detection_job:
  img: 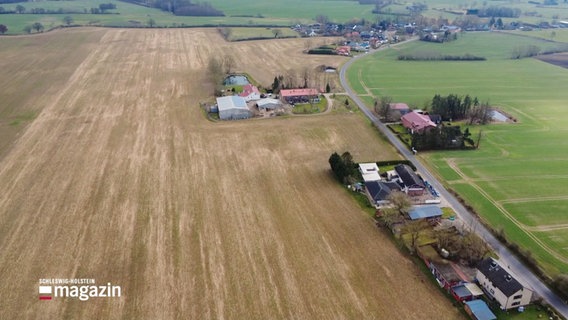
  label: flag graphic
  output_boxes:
[39,286,52,300]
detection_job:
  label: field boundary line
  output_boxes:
[446,158,568,264]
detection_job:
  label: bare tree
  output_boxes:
[207,57,224,95]
[402,220,429,252]
[388,191,412,215]
[380,207,404,229]
[223,54,235,75]
[32,22,44,33]
[376,96,393,121]
[301,67,311,88]
[304,38,313,52]
[315,15,329,25]
[272,28,282,38]
[284,69,298,89]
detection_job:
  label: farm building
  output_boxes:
[451,283,484,302]
[401,111,437,133]
[359,163,381,182]
[365,181,402,207]
[216,96,251,120]
[476,258,533,310]
[256,98,282,111]
[239,84,261,102]
[408,205,442,221]
[394,164,426,196]
[464,300,496,320]
[389,103,410,115]
[280,88,320,104]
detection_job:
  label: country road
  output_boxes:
[339,41,568,318]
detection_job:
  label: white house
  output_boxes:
[359,163,381,182]
[239,84,261,102]
[216,96,251,120]
[476,258,533,310]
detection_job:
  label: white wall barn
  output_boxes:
[216,96,251,120]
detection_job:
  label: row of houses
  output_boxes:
[361,163,431,207]
[419,244,533,320]
[359,161,534,319]
[214,85,320,120]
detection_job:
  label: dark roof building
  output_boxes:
[394,164,426,195]
[476,258,533,310]
[365,181,402,206]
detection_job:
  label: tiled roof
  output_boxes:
[280,88,319,97]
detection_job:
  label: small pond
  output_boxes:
[490,110,508,122]
[224,75,250,86]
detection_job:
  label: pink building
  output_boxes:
[401,111,437,133]
[239,84,261,102]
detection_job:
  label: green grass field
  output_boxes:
[0,0,375,35]
[348,31,568,275]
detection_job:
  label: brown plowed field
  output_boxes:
[0,28,462,319]
[536,52,568,69]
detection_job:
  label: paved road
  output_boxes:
[339,44,568,318]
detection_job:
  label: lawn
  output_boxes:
[348,31,568,275]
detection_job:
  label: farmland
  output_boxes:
[0,0,375,35]
[347,31,568,275]
[0,28,463,319]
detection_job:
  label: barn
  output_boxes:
[216,96,251,120]
[280,88,320,104]
[256,98,282,111]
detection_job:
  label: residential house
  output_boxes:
[364,181,402,207]
[239,84,261,102]
[280,88,320,104]
[394,164,426,196]
[476,258,533,310]
[401,111,437,134]
[389,103,410,115]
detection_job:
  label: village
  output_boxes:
[331,153,538,320]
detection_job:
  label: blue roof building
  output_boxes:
[408,205,442,220]
[464,300,496,320]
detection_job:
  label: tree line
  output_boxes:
[476,6,521,18]
[411,125,479,151]
[0,3,117,14]
[328,152,358,184]
[117,0,224,16]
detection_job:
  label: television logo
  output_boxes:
[38,279,121,301]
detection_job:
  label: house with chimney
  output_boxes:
[476,258,533,310]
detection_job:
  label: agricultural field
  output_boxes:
[0,28,463,319]
[347,31,568,275]
[0,0,376,35]
[222,27,300,41]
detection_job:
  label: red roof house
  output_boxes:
[280,88,320,104]
[401,111,437,133]
[239,84,261,102]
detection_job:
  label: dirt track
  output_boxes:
[0,29,462,319]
